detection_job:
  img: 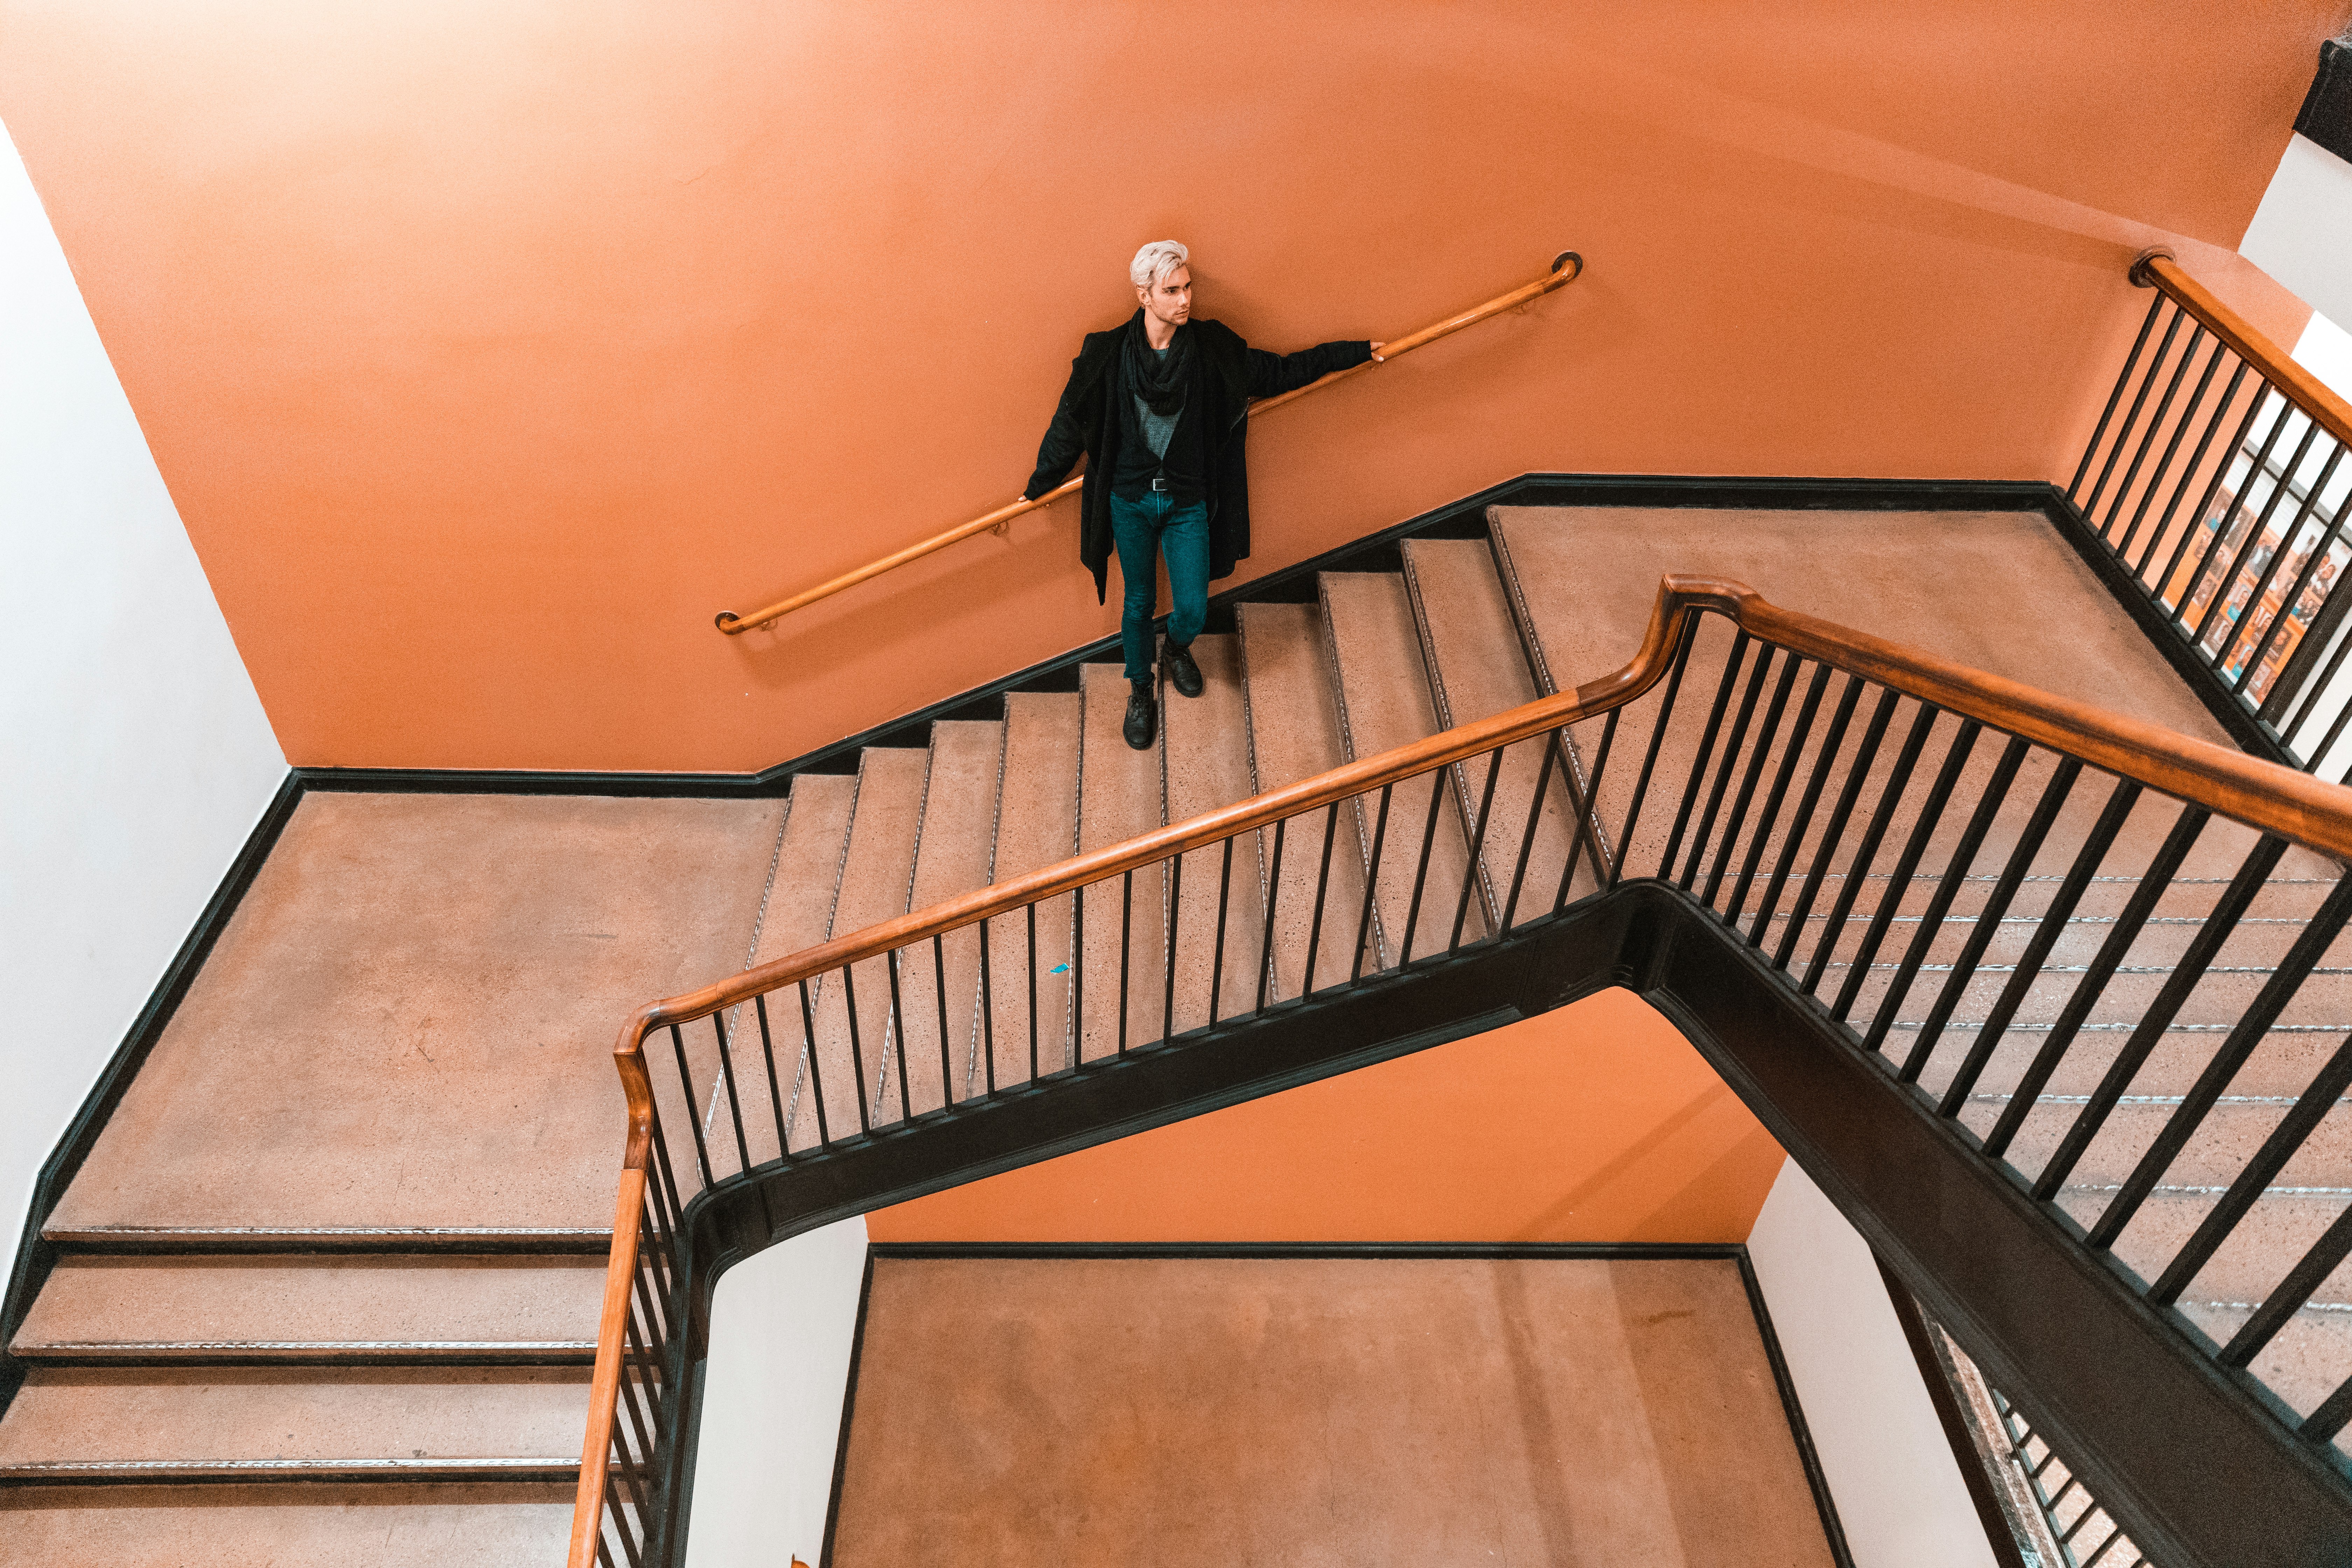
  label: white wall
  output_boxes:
[0,118,286,1253]
[2241,134,2352,337]
[685,1216,870,1568]
[1746,1159,1999,1568]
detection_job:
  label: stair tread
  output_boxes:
[982,693,1082,1085]
[1402,538,1589,924]
[797,748,931,1144]
[0,1368,588,1471]
[0,1482,573,1563]
[10,1256,603,1362]
[1237,603,1367,997]
[1320,573,1486,960]
[897,720,1006,1115]
[1078,665,1168,1058]
[1161,636,1268,1029]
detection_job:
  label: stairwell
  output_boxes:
[6,502,2344,1560]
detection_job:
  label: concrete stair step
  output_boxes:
[1161,635,1269,1029]
[896,719,1006,1116]
[1236,602,1368,1000]
[2174,1301,2352,1425]
[0,1482,573,1564]
[1960,1097,2352,1190]
[1891,1016,2352,1103]
[983,692,1081,1083]
[0,1367,587,1483]
[798,747,931,1144]
[1402,538,1590,925]
[1078,664,1167,1058]
[8,1255,603,1366]
[2050,1188,2352,1307]
[1319,572,1485,963]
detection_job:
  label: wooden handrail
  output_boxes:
[2135,252,2352,451]
[672,576,2352,1032]
[572,571,2352,1565]
[713,251,1585,634]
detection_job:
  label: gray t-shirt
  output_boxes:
[1134,346,1180,458]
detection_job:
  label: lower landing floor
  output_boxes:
[828,1253,1841,1567]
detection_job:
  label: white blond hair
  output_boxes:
[1129,239,1190,291]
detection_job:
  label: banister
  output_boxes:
[575,571,2352,1567]
[658,575,2352,1035]
[713,251,1584,634]
[2133,251,2352,450]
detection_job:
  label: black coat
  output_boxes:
[1024,313,1373,601]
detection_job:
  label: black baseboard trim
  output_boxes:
[0,771,308,1417]
[292,472,2068,798]
[821,1239,1848,1567]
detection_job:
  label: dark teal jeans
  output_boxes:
[1109,490,1209,681]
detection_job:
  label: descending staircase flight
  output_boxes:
[8,509,2352,1567]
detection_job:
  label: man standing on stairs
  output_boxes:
[1022,240,1382,749]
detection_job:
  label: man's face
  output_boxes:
[1138,265,1192,328]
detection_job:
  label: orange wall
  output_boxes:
[868,989,1787,1245]
[2,2,2340,771]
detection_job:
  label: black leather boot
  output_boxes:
[1163,639,1204,699]
[1123,678,1157,750]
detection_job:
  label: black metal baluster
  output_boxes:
[1702,651,1804,910]
[708,1013,754,1179]
[2153,1027,2352,1304]
[1799,701,1941,996]
[1256,818,1287,1011]
[930,936,953,1109]
[1749,676,1865,950]
[2153,383,2274,609]
[2130,358,2251,580]
[2031,835,2286,1199]
[1118,871,1134,1053]
[2085,874,2352,1250]
[2224,1201,2352,1368]
[2303,1376,2352,1445]
[797,979,832,1146]
[1979,807,2211,1163]
[2233,443,2348,692]
[1302,802,1341,994]
[2081,302,2185,519]
[1680,641,1777,891]
[839,964,873,1135]
[1396,772,1452,964]
[1163,853,1184,1042]
[2096,321,2205,537]
[1025,902,1040,1083]
[1935,779,2142,1115]
[1502,736,1558,932]
[1898,756,2084,1083]
[1557,712,1622,906]
[1830,718,1986,1024]
[886,947,912,1122]
[1773,687,1901,972]
[1352,786,1394,981]
[1657,631,1753,879]
[2069,292,2167,503]
[1449,748,1506,950]
[2273,581,2352,738]
[667,1024,715,1190]
[1725,662,1830,927]
[1613,621,1700,887]
[973,927,996,1096]
[752,994,789,1160]
[1862,733,2026,1051]
[2114,332,2224,560]
[1208,836,1235,1026]
[2185,405,2309,647]
[1070,884,1084,1071]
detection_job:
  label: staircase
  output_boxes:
[9,504,2352,1562]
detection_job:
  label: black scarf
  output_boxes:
[1121,310,1194,417]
